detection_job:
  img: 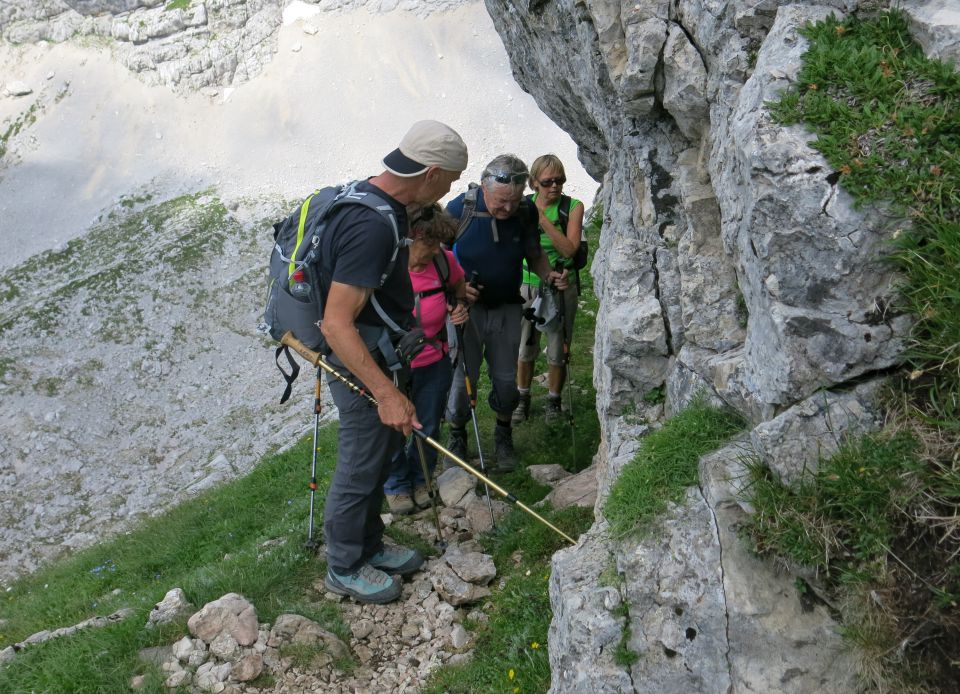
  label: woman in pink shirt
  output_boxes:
[385,206,470,514]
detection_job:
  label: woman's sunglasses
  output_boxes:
[538,177,566,187]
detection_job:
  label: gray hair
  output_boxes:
[480,154,529,191]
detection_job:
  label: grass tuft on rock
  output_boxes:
[604,397,746,539]
[768,9,960,422]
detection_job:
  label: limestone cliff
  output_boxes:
[483,0,956,691]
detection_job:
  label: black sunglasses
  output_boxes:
[489,171,528,185]
[411,203,440,225]
[539,177,566,187]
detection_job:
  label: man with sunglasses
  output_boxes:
[444,154,567,472]
[319,120,467,604]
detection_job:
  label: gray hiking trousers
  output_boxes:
[324,372,404,575]
[446,303,523,426]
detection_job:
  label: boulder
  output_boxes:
[544,464,598,510]
[231,652,263,682]
[527,464,572,486]
[266,614,350,660]
[443,545,496,585]
[187,593,258,647]
[147,587,192,627]
[436,467,475,507]
[429,562,491,607]
[462,493,509,534]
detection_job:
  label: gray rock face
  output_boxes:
[714,4,911,408]
[900,0,960,68]
[64,1,164,15]
[750,379,885,486]
[2,0,476,91]
[482,0,945,690]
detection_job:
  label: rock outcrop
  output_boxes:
[0,0,472,91]
[483,0,956,690]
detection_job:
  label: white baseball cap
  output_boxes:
[382,120,468,176]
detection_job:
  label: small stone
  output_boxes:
[291,42,302,53]
[450,623,470,650]
[129,674,146,690]
[4,81,32,96]
[351,620,374,640]
[164,669,191,688]
[231,653,263,682]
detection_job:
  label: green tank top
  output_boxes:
[522,193,583,288]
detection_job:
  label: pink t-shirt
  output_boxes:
[409,249,465,369]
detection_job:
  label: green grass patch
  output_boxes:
[768,10,960,422]
[0,100,40,162]
[604,397,746,538]
[0,431,343,692]
[165,0,190,10]
[745,431,922,582]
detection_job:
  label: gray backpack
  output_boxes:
[262,180,408,402]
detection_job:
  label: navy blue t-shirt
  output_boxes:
[319,180,414,331]
[447,188,542,307]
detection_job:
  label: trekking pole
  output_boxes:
[413,436,447,550]
[305,367,323,551]
[280,331,576,545]
[554,261,576,468]
[456,272,496,528]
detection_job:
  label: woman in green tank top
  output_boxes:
[514,154,586,423]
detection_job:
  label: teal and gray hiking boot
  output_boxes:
[325,564,401,604]
[494,422,517,472]
[369,545,424,576]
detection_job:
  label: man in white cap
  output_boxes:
[320,120,467,603]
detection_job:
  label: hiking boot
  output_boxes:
[369,544,424,576]
[511,391,531,425]
[413,484,437,509]
[444,425,468,469]
[494,422,517,472]
[385,492,415,515]
[324,564,401,604]
[545,396,563,423]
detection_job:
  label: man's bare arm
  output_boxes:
[321,281,419,435]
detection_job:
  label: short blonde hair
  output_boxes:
[530,154,565,184]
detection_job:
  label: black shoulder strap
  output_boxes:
[328,181,403,287]
[557,195,571,232]
[456,183,487,241]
